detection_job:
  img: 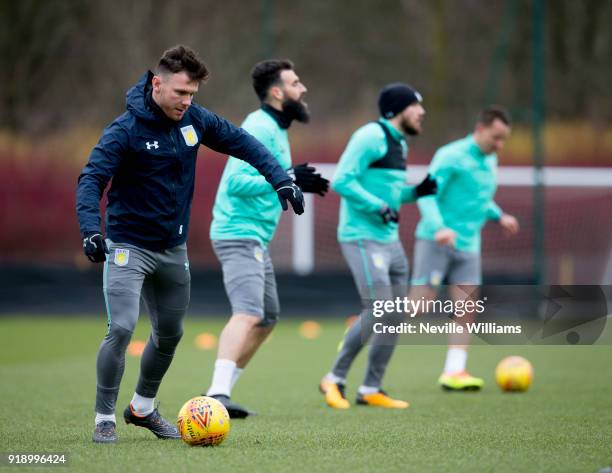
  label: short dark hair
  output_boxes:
[156,45,209,82]
[477,106,511,127]
[251,59,294,101]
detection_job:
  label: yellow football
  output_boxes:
[177,396,230,446]
[495,356,533,392]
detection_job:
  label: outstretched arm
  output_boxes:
[199,107,303,214]
[417,151,454,233]
[401,174,437,204]
[199,108,291,190]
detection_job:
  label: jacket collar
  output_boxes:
[379,118,406,143]
[261,103,292,129]
[467,134,488,158]
[126,71,176,127]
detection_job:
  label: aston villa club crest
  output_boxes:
[114,248,130,267]
[254,246,264,263]
[181,125,198,146]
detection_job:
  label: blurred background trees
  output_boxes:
[1,0,610,145]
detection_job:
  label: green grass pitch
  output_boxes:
[0,316,610,473]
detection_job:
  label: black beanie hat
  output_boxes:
[378,83,423,119]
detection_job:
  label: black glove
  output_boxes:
[414,173,437,198]
[288,162,330,196]
[83,232,109,263]
[379,205,399,224]
[275,180,305,215]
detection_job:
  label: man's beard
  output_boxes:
[282,98,310,124]
[401,119,420,136]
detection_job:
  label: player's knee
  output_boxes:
[104,323,133,351]
[150,331,183,356]
[258,311,279,328]
[231,311,264,327]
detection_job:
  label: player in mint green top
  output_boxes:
[334,117,429,242]
[320,83,437,410]
[205,60,328,418]
[416,129,504,253]
[210,106,292,246]
[409,106,519,392]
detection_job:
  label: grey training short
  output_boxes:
[212,239,280,326]
[411,238,481,286]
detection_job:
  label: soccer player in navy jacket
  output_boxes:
[76,45,303,443]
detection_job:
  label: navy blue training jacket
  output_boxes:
[76,71,290,251]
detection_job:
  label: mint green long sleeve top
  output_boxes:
[333,119,417,243]
[210,108,291,246]
[416,134,503,253]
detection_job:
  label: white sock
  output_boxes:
[325,372,346,385]
[95,412,116,426]
[207,359,237,397]
[130,393,155,416]
[443,348,467,374]
[230,367,244,390]
[358,385,379,395]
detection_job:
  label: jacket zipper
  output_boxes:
[169,130,179,243]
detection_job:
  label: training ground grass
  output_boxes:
[0,316,610,473]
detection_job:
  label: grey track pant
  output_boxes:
[330,240,408,388]
[95,241,190,414]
